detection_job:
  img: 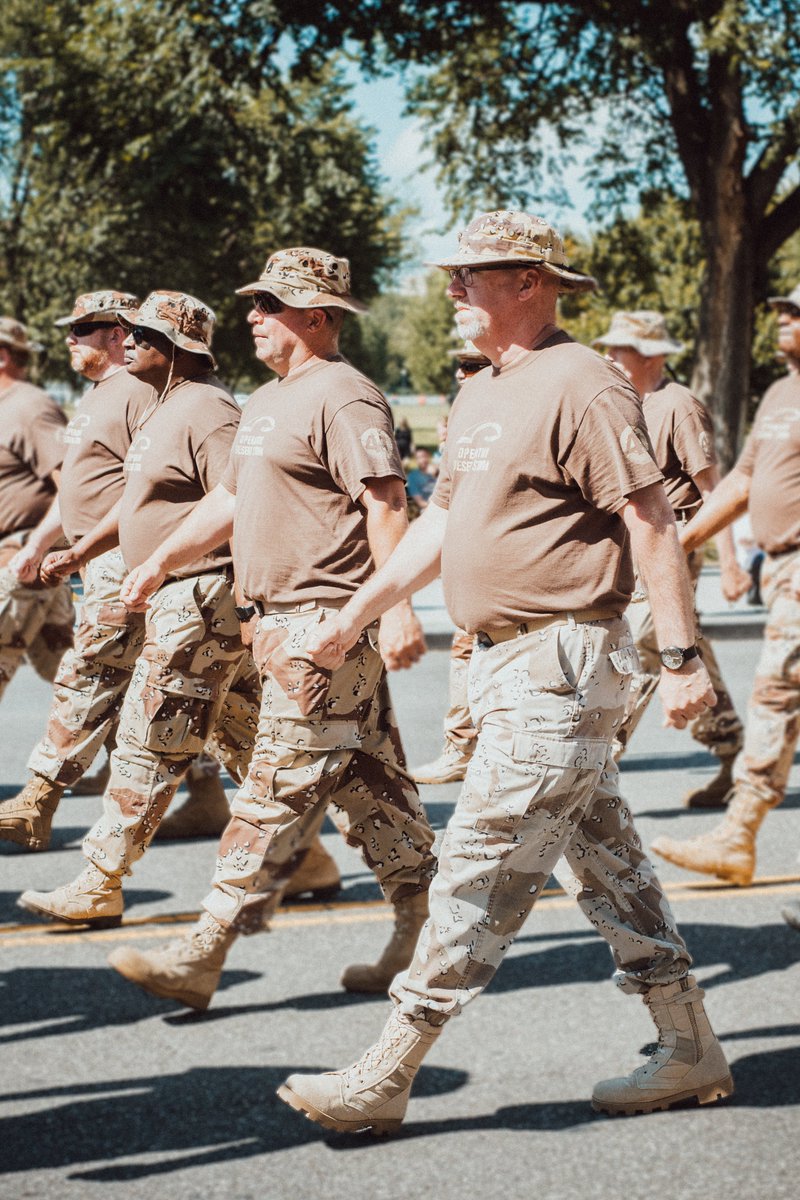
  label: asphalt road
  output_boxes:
[1,634,799,1200]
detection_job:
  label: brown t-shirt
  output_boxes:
[432,334,664,632]
[59,368,156,544]
[223,357,403,605]
[737,373,800,554]
[0,380,66,538]
[643,380,716,512]
[119,373,240,577]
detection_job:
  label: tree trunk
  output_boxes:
[690,198,756,473]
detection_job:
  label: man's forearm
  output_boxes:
[624,485,696,647]
[71,499,123,567]
[27,496,63,555]
[681,468,751,553]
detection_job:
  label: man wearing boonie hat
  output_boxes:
[275,210,732,1133]
[16,291,269,927]
[0,291,231,852]
[0,317,74,708]
[99,248,437,1013]
[651,284,800,933]
[593,311,745,809]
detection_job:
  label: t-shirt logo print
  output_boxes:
[125,434,151,474]
[455,421,502,474]
[699,430,713,459]
[237,414,276,457]
[64,412,91,446]
[360,428,395,462]
[619,425,652,465]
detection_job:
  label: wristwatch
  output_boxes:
[659,645,699,671]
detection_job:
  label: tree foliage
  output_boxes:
[0,0,404,389]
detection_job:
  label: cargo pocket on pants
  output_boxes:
[139,665,218,755]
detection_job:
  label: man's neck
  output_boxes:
[484,319,560,370]
[87,361,124,385]
[281,345,338,380]
[0,368,25,393]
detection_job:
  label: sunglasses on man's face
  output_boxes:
[458,360,485,375]
[129,326,161,346]
[252,292,285,316]
[69,320,117,338]
[448,263,519,288]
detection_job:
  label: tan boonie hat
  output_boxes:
[594,310,684,357]
[54,290,139,327]
[430,209,597,293]
[236,247,366,313]
[448,339,491,364]
[120,291,216,367]
[0,317,44,354]
[767,283,800,312]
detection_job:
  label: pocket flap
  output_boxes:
[511,731,608,771]
[146,665,219,703]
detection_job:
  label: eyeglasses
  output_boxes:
[458,360,485,375]
[252,292,284,316]
[69,320,117,337]
[130,326,159,346]
[448,263,520,288]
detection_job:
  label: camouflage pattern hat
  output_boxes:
[236,247,366,313]
[430,209,597,293]
[594,310,684,357]
[448,339,491,365]
[54,290,139,327]
[767,283,800,313]
[120,291,216,366]
[0,317,44,354]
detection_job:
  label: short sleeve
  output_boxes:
[671,404,716,479]
[195,420,239,494]
[431,440,452,509]
[564,385,663,512]
[20,401,67,479]
[324,398,404,500]
[736,427,757,476]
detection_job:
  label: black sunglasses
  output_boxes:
[458,360,485,375]
[252,292,285,316]
[70,320,117,337]
[129,326,160,345]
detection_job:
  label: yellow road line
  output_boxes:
[1,874,798,948]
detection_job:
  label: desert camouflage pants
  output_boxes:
[0,530,74,702]
[83,571,258,877]
[730,547,800,813]
[442,628,477,748]
[202,603,436,934]
[391,614,691,1024]
[615,548,743,757]
[28,548,224,788]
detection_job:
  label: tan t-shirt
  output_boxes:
[432,334,664,632]
[0,380,66,537]
[119,373,240,577]
[737,373,800,554]
[59,369,156,544]
[223,357,403,605]
[643,380,716,512]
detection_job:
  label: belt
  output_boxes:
[475,607,622,648]
[242,596,351,619]
[767,545,800,562]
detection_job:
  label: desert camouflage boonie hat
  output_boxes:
[236,247,366,313]
[448,339,491,365]
[767,283,800,313]
[594,310,684,357]
[54,290,139,327]
[0,317,44,354]
[430,210,597,293]
[120,291,216,366]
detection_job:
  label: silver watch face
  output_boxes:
[660,646,684,670]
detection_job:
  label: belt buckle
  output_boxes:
[234,603,257,622]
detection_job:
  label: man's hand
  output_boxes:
[378,601,426,670]
[39,547,82,587]
[120,560,167,611]
[8,543,44,585]
[660,658,716,729]
[720,560,751,602]
[305,612,362,671]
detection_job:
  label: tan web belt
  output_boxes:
[475,607,623,648]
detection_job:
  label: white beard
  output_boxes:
[454,310,487,343]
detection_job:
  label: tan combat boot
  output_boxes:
[683,750,737,809]
[592,976,734,1115]
[411,741,472,786]
[0,776,65,852]
[278,1007,442,1134]
[18,862,123,928]
[341,891,429,993]
[108,911,236,1011]
[156,770,230,840]
[282,837,341,902]
[650,790,769,886]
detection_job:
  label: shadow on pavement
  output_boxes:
[0,1063,468,1177]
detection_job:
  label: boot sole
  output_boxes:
[16,896,122,929]
[276,1084,401,1136]
[650,847,753,886]
[0,828,49,852]
[592,1072,735,1116]
[282,883,341,905]
[109,958,211,1012]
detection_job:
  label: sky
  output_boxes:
[347,71,594,285]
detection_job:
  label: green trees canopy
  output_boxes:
[0,0,403,388]
[270,0,800,465]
